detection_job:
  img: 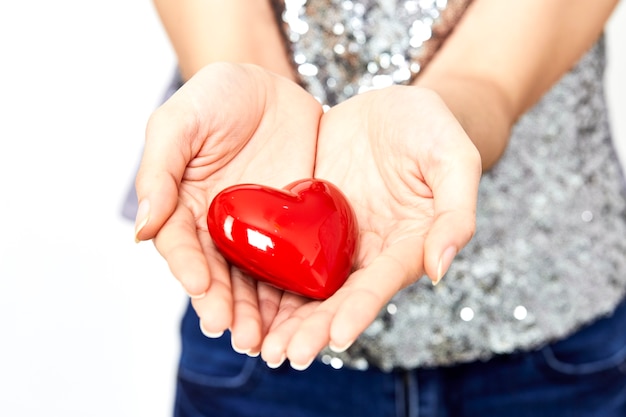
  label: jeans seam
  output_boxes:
[178,356,259,388]
[540,342,626,375]
[396,371,407,417]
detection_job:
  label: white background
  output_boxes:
[0,1,624,416]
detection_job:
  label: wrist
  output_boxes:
[414,74,513,170]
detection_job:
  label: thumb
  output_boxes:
[133,97,197,242]
[423,133,482,284]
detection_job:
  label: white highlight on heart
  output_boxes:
[223,215,234,241]
[247,229,275,252]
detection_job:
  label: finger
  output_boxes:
[284,308,334,370]
[260,294,317,368]
[153,203,211,297]
[422,126,482,284]
[256,282,285,336]
[229,268,263,356]
[192,232,234,337]
[134,97,199,242]
[195,289,233,339]
[230,281,284,356]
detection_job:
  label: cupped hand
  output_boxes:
[134,63,322,342]
[260,85,482,369]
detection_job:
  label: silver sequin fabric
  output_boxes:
[282,0,469,106]
[281,0,626,370]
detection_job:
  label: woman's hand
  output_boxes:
[259,86,482,369]
[134,62,322,338]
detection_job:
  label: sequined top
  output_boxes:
[279,0,626,370]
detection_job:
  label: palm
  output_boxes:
[175,66,321,207]
[317,88,438,275]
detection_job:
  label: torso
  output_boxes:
[278,0,626,370]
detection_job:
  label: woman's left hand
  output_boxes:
[256,86,482,369]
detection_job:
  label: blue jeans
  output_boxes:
[174,298,626,417]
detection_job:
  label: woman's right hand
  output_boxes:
[134,62,322,342]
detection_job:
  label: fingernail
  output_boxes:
[199,321,224,339]
[434,246,457,286]
[290,358,314,371]
[231,336,250,355]
[247,351,260,358]
[266,354,286,369]
[185,289,207,300]
[329,340,354,353]
[134,199,150,243]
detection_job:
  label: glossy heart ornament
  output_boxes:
[207,179,358,299]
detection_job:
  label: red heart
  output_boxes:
[207,179,358,299]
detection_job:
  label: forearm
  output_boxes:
[415,0,619,170]
[152,0,294,81]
